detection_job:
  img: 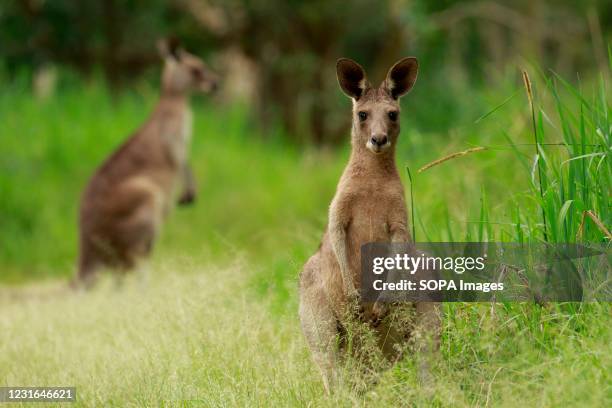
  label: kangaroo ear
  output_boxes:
[157,37,182,61]
[336,58,369,100]
[384,57,418,99]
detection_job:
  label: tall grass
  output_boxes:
[514,70,610,244]
[412,66,610,245]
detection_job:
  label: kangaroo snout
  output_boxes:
[367,133,390,153]
[370,135,388,146]
[200,79,218,93]
[202,72,220,93]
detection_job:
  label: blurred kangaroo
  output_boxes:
[76,38,219,287]
[299,58,441,392]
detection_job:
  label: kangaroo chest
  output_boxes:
[344,190,401,240]
[161,107,192,168]
[349,196,397,241]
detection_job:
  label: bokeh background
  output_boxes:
[2,0,610,142]
[1,0,610,281]
[0,1,610,406]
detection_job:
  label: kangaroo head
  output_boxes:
[337,57,418,154]
[158,37,219,95]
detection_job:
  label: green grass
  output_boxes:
[0,65,610,406]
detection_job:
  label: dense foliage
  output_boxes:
[1,0,610,142]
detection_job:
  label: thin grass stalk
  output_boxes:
[577,210,612,240]
[405,166,416,242]
[522,70,549,242]
[417,147,487,173]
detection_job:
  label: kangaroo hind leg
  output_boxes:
[299,255,340,394]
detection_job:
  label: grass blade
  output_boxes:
[418,147,487,173]
[405,166,416,242]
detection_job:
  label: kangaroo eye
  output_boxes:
[388,111,398,121]
[358,111,368,121]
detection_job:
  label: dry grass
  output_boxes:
[1,260,609,407]
[417,147,488,173]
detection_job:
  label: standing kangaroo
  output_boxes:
[299,58,441,392]
[76,38,218,287]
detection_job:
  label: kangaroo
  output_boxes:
[299,58,441,392]
[76,38,219,287]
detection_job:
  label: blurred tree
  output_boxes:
[0,0,609,143]
[183,0,411,143]
[0,0,195,84]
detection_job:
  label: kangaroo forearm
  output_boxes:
[183,163,196,191]
[375,221,410,304]
[329,226,353,292]
[389,221,410,243]
[177,164,197,205]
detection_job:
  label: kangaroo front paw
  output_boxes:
[369,299,389,326]
[178,189,196,205]
[371,299,387,317]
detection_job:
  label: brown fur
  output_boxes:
[298,58,441,392]
[76,39,219,287]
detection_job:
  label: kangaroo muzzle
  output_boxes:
[367,134,391,153]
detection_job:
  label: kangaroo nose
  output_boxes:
[371,135,388,146]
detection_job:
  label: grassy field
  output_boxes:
[0,66,610,406]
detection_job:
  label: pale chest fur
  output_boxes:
[338,176,406,242]
[161,107,192,168]
[181,107,193,145]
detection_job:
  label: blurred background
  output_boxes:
[0,2,610,405]
[0,0,610,283]
[2,0,610,142]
